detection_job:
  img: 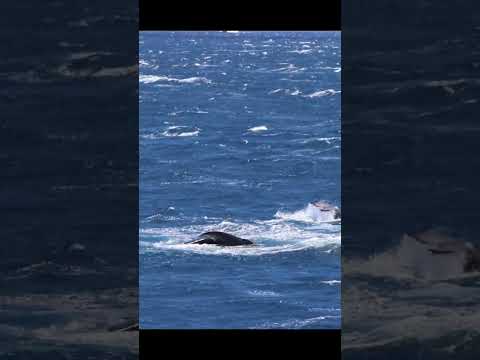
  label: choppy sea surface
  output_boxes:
[139,31,341,329]
[342,4,480,355]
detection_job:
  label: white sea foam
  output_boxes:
[247,290,281,297]
[289,49,314,54]
[255,315,341,329]
[305,89,340,98]
[317,66,342,73]
[268,88,283,94]
[193,62,217,68]
[139,75,169,84]
[139,206,340,257]
[272,64,306,73]
[248,125,268,132]
[144,241,331,256]
[268,88,302,96]
[174,131,199,137]
[162,126,200,137]
[322,280,341,285]
[300,137,340,145]
[139,74,212,85]
[141,126,200,139]
[275,203,341,224]
[169,76,211,84]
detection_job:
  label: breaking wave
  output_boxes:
[139,75,212,85]
[275,203,341,224]
[140,203,340,257]
[305,89,341,98]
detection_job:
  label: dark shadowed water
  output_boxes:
[342,2,480,358]
[139,31,341,329]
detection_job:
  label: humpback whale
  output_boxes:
[186,231,254,247]
[311,200,341,219]
[409,228,480,273]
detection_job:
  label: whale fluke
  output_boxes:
[186,231,254,246]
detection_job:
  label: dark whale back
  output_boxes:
[187,231,253,246]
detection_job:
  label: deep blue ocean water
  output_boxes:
[139,31,341,329]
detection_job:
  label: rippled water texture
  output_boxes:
[139,31,341,329]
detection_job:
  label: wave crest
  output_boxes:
[139,75,212,85]
[275,203,341,224]
[140,203,340,256]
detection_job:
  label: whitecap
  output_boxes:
[268,88,283,94]
[321,280,341,285]
[304,89,340,98]
[139,209,340,257]
[300,137,340,145]
[163,128,200,137]
[139,75,169,84]
[289,49,313,54]
[268,88,301,96]
[255,315,341,329]
[175,77,210,84]
[141,126,200,139]
[272,64,306,73]
[248,290,281,297]
[139,74,211,85]
[248,125,268,132]
[275,203,341,224]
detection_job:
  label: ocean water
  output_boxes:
[139,31,341,329]
[342,4,480,356]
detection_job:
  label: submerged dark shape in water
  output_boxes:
[410,227,480,273]
[186,231,254,246]
[311,200,341,219]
